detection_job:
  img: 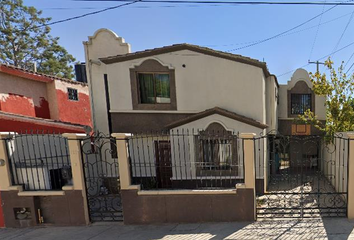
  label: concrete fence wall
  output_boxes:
[113,133,257,224]
[0,133,89,228]
[2,131,354,228]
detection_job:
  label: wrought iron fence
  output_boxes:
[127,129,244,190]
[255,132,349,218]
[80,133,123,222]
[6,131,72,191]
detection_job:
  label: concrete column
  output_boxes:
[240,133,256,220]
[347,133,354,219]
[240,133,256,189]
[0,133,13,191]
[62,133,89,224]
[111,133,131,190]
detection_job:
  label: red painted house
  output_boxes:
[0,64,92,133]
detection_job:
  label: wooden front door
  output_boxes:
[155,141,172,188]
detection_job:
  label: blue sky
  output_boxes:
[23,0,354,83]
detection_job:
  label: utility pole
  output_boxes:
[308,60,325,73]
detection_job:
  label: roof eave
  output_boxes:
[99,44,272,78]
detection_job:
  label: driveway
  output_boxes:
[0,218,354,240]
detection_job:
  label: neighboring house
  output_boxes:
[278,68,326,135]
[276,68,326,173]
[0,64,92,133]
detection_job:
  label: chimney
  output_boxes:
[75,63,87,83]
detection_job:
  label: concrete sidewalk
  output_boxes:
[1,218,354,240]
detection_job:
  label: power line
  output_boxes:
[331,10,354,56]
[344,51,354,69]
[227,0,353,52]
[204,11,352,48]
[278,39,354,77]
[75,0,354,6]
[33,0,140,29]
[308,1,326,60]
[346,61,354,74]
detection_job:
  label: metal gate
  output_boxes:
[81,133,123,222]
[256,133,348,218]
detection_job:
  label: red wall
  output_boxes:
[0,193,4,228]
[0,94,36,117]
[56,90,92,128]
[34,97,50,119]
[0,119,85,133]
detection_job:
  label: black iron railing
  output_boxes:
[255,133,349,218]
[127,129,245,190]
[6,132,72,191]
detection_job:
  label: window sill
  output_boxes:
[133,103,177,111]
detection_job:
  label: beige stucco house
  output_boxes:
[83,28,325,191]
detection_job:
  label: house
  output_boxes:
[83,29,327,192]
[0,63,92,133]
[83,28,279,191]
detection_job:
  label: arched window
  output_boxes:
[130,59,177,110]
[288,81,315,116]
[196,123,239,176]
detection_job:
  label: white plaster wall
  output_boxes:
[278,85,288,119]
[84,28,131,133]
[265,75,278,131]
[128,114,266,180]
[106,50,267,123]
[322,132,348,196]
[173,114,265,179]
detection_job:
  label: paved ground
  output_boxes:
[1,218,354,240]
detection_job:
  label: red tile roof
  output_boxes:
[165,107,268,129]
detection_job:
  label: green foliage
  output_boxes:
[298,59,354,140]
[0,0,75,78]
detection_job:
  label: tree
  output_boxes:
[0,0,76,79]
[298,59,354,140]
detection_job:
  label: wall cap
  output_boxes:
[18,191,65,197]
[137,189,237,196]
[62,133,87,140]
[236,183,246,189]
[62,185,75,191]
[0,132,15,139]
[7,186,23,191]
[111,133,132,139]
[348,133,354,139]
[239,133,256,139]
[124,185,140,190]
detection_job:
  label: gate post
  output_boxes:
[62,133,90,224]
[0,133,13,191]
[347,133,354,219]
[111,133,132,190]
[240,133,256,220]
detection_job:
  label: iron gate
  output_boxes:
[81,133,123,222]
[256,133,348,218]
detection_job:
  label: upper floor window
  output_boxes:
[291,94,311,115]
[138,73,170,104]
[68,88,78,101]
[130,59,177,110]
